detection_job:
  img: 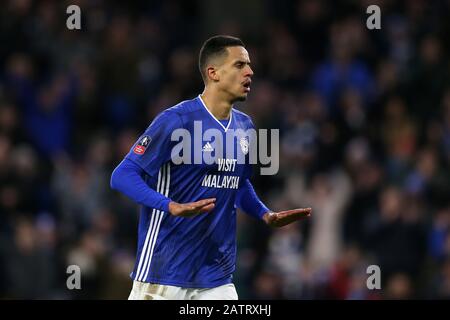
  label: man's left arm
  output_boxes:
[235,179,312,227]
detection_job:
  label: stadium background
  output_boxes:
[0,0,449,299]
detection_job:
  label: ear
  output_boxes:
[206,66,220,82]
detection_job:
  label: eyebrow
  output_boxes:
[233,60,251,65]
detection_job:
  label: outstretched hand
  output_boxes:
[168,198,216,217]
[263,208,312,227]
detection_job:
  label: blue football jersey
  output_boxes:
[125,95,256,288]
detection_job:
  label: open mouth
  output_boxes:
[242,80,251,92]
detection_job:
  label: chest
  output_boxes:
[170,117,252,176]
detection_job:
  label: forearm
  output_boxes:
[110,158,171,212]
[235,179,271,220]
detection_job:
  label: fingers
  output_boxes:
[191,199,216,214]
[190,198,216,209]
[175,198,216,217]
[292,207,312,214]
[198,203,215,213]
[269,208,312,227]
[278,208,312,218]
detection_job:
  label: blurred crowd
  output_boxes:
[0,0,449,299]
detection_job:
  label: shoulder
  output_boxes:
[152,97,202,127]
[166,97,202,117]
[232,108,255,128]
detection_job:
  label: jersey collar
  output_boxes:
[198,95,233,132]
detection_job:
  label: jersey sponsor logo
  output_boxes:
[133,135,152,155]
[201,174,240,189]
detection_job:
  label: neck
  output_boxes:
[200,87,233,120]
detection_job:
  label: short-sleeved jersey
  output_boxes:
[125,95,256,288]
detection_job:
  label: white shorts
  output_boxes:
[128,280,238,300]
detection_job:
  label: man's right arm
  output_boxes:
[111,158,216,216]
[111,109,216,217]
[110,158,171,212]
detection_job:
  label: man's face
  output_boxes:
[214,46,254,102]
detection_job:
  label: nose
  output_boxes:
[246,65,254,77]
